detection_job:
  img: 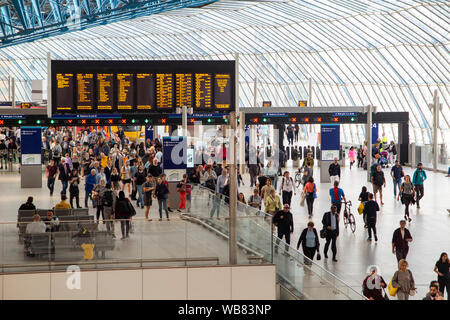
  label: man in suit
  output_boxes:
[322,205,339,262]
[104,160,112,184]
[392,220,413,261]
[273,204,294,254]
[58,157,71,196]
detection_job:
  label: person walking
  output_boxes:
[247,188,262,210]
[358,186,369,228]
[265,189,282,217]
[328,157,341,185]
[69,168,81,209]
[301,153,314,177]
[322,205,339,262]
[177,174,188,212]
[423,282,445,300]
[392,220,413,261]
[84,169,97,208]
[371,164,386,205]
[115,191,133,240]
[296,221,320,265]
[58,157,71,196]
[155,177,170,221]
[303,176,317,218]
[46,159,58,196]
[362,266,387,300]
[363,193,380,241]
[434,252,449,300]
[134,165,147,209]
[329,180,346,214]
[412,163,427,209]
[93,178,107,224]
[102,183,116,238]
[399,175,416,222]
[391,259,416,300]
[209,169,228,219]
[390,160,404,199]
[348,147,357,170]
[279,171,296,207]
[142,175,155,220]
[272,204,294,254]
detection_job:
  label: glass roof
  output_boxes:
[0,0,448,144]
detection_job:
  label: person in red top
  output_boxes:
[303,176,317,218]
[177,174,187,212]
[46,159,58,196]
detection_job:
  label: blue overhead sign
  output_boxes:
[145,126,154,142]
[163,136,187,170]
[321,124,340,150]
[372,123,379,144]
[20,127,42,165]
[332,112,357,117]
[51,114,121,119]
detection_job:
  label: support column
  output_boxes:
[308,78,312,133]
[11,78,15,108]
[228,111,237,265]
[366,105,373,183]
[398,122,409,166]
[253,78,258,108]
[238,111,245,174]
[430,90,440,172]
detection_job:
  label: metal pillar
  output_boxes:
[238,111,245,174]
[11,78,15,108]
[308,78,313,133]
[47,52,52,118]
[7,75,11,101]
[366,104,373,183]
[430,90,440,172]
[253,78,258,108]
[182,105,187,137]
[228,111,237,265]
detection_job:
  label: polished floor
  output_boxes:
[0,160,449,300]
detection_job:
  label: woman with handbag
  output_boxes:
[296,221,320,265]
[303,177,317,218]
[391,259,416,300]
[398,175,415,222]
[155,177,170,221]
[363,266,388,300]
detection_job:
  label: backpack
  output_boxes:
[102,190,114,207]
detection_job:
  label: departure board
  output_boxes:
[136,73,154,110]
[214,74,231,109]
[97,73,113,111]
[55,73,74,111]
[117,73,134,110]
[76,73,94,111]
[175,74,193,108]
[51,60,235,115]
[194,73,212,110]
[156,73,173,110]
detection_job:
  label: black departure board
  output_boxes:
[117,73,134,110]
[214,74,231,110]
[51,60,235,115]
[136,73,154,110]
[76,73,94,111]
[55,73,74,111]
[175,74,193,108]
[194,73,212,110]
[156,73,173,110]
[97,73,113,111]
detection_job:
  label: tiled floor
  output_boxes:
[1,160,449,300]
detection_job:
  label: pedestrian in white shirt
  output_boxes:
[279,171,296,207]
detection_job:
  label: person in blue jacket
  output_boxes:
[412,163,427,209]
[85,169,97,208]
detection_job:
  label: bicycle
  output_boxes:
[294,167,303,188]
[342,200,356,233]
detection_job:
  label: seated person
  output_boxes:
[19,196,36,211]
[25,214,46,234]
[42,210,60,232]
[54,195,72,210]
[25,214,47,256]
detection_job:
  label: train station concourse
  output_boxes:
[0,0,448,312]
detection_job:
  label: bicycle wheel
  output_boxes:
[294,173,301,188]
[343,215,348,228]
[349,214,356,233]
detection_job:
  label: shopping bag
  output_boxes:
[357,202,364,215]
[300,191,306,207]
[388,278,398,297]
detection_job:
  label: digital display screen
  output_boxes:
[194,73,212,110]
[214,74,231,109]
[97,73,113,111]
[76,73,94,111]
[51,60,234,115]
[176,74,193,108]
[156,73,173,110]
[55,73,74,111]
[117,73,134,110]
[136,73,154,110]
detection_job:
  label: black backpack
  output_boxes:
[102,190,114,207]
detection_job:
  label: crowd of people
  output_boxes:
[8,124,449,300]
